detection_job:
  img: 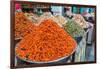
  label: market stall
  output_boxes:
[13,3,96,67]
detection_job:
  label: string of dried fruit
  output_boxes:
[15,19,77,62]
[15,12,36,39]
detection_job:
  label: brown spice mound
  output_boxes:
[15,19,77,62]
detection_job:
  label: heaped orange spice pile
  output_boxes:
[15,12,36,39]
[15,19,77,62]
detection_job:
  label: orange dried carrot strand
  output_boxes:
[15,12,36,39]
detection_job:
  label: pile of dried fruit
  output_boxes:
[24,12,39,23]
[15,19,77,62]
[38,12,67,27]
[54,15,67,25]
[72,14,88,28]
[15,12,36,39]
[63,19,85,38]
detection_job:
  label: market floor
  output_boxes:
[86,43,95,61]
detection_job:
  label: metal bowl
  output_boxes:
[15,42,77,64]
